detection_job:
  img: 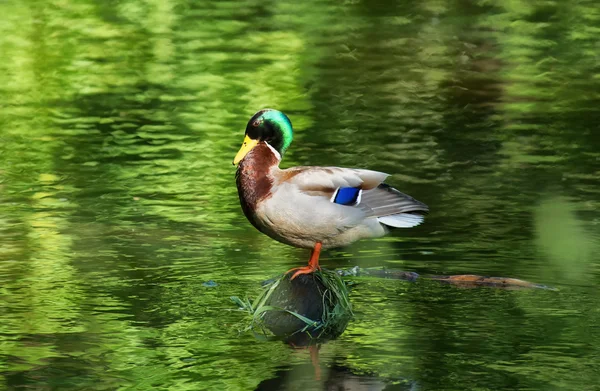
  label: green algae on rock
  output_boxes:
[232,269,352,344]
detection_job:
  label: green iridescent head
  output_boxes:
[246,109,293,154]
[233,109,293,164]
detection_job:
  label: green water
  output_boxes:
[1,0,599,390]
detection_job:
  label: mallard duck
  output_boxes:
[233,109,428,279]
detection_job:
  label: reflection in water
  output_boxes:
[262,272,352,383]
[242,268,420,390]
[1,0,600,390]
[233,270,354,384]
[237,267,554,388]
[256,364,418,391]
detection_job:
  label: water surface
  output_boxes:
[1,0,599,390]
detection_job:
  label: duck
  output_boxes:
[233,109,428,279]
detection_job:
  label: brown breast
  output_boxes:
[235,142,279,231]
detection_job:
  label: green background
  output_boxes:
[1,0,599,389]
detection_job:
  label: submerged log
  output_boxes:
[428,274,556,290]
[336,266,556,290]
[232,267,553,346]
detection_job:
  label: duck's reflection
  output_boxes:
[233,266,552,389]
[262,272,352,381]
[232,270,352,382]
[255,363,419,391]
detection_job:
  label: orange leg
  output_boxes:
[287,242,322,280]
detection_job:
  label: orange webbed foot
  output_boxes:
[286,242,323,280]
[286,265,321,280]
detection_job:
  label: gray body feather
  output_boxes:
[252,157,428,249]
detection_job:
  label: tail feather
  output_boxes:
[377,213,425,228]
[359,184,428,228]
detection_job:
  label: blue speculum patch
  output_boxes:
[334,187,361,205]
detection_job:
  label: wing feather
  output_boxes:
[276,166,428,229]
[279,166,389,193]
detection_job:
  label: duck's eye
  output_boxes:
[252,120,261,127]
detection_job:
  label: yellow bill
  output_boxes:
[233,136,258,165]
